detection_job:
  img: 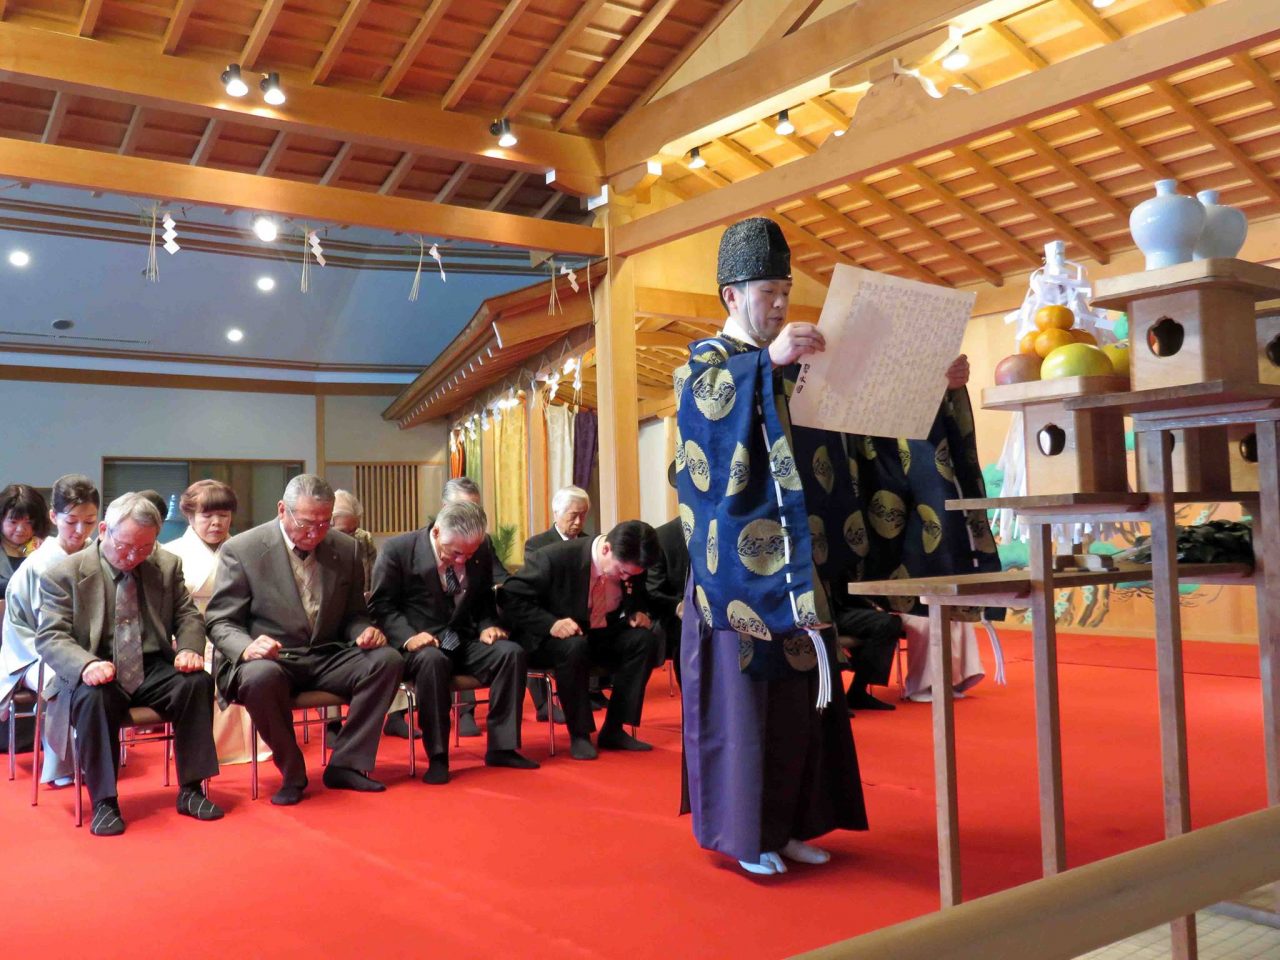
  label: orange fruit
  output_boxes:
[1035,304,1075,330]
[1071,329,1098,346]
[1019,330,1040,354]
[1034,327,1075,358]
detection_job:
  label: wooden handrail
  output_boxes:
[794,806,1280,960]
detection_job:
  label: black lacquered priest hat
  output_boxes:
[716,216,792,287]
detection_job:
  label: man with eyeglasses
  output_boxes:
[36,492,224,835]
[206,474,402,806]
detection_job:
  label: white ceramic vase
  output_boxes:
[1193,189,1247,260]
[1129,179,1205,270]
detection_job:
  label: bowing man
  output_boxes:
[500,520,661,760]
[370,500,537,785]
[206,474,402,806]
[36,493,223,836]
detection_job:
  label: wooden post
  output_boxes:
[1255,417,1280,913]
[1027,521,1067,876]
[664,415,679,519]
[595,205,641,526]
[929,602,961,908]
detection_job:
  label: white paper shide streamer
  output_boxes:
[162,212,179,255]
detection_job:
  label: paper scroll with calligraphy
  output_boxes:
[789,265,975,439]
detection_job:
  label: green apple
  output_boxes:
[1041,343,1114,379]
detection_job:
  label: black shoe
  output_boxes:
[176,787,225,821]
[383,711,417,739]
[597,727,653,752]
[90,798,125,836]
[569,736,598,760]
[846,687,897,711]
[325,719,342,750]
[458,712,482,738]
[422,755,450,785]
[589,691,609,710]
[271,782,307,806]
[534,704,567,724]
[322,765,386,793]
[485,749,540,770]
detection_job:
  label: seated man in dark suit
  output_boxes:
[646,462,690,681]
[829,578,905,714]
[501,520,661,760]
[36,492,223,836]
[206,474,402,806]
[523,485,590,557]
[370,501,537,785]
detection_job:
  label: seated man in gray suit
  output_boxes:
[36,492,223,836]
[523,485,590,557]
[370,500,537,785]
[206,474,402,806]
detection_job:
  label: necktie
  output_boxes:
[114,573,145,695]
[439,566,461,651]
[589,575,608,630]
[293,547,310,561]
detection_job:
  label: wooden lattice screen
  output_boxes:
[353,462,421,535]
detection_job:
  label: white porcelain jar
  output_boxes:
[1129,179,1205,269]
[1193,189,1247,260]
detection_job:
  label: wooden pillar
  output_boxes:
[595,205,641,527]
[664,415,679,519]
[1027,522,1067,877]
[929,602,961,908]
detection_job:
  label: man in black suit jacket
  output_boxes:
[501,520,660,760]
[370,501,537,785]
[522,485,590,557]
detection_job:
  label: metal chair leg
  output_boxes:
[404,687,418,778]
[319,707,329,768]
[72,736,83,827]
[543,674,556,757]
[163,723,173,787]
[7,705,15,781]
[249,718,259,800]
[31,685,44,807]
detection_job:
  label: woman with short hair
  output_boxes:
[0,483,51,602]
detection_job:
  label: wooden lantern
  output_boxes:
[1092,259,1280,392]
[983,375,1130,496]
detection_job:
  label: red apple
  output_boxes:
[994,352,1042,385]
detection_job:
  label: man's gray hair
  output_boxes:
[433,500,487,542]
[551,485,589,517]
[332,489,363,520]
[441,476,481,505]
[283,474,335,509]
[104,492,162,531]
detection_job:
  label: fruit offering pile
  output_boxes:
[995,304,1131,385]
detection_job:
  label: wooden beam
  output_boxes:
[443,0,534,111]
[492,298,594,348]
[556,0,680,131]
[434,162,472,204]
[605,0,991,173]
[0,22,603,180]
[486,172,527,212]
[311,0,371,85]
[636,330,697,350]
[379,0,453,99]
[0,138,605,255]
[190,118,222,165]
[162,0,198,54]
[535,192,566,219]
[117,106,144,156]
[319,141,355,187]
[503,0,607,118]
[1075,103,1173,182]
[636,286,820,324]
[634,0,747,106]
[257,131,289,177]
[78,0,103,37]
[614,0,1280,255]
[1012,125,1131,222]
[752,0,825,51]
[41,90,67,144]
[242,0,286,72]
[378,151,416,196]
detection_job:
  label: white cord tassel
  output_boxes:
[981,617,1006,686]
[144,204,160,283]
[808,629,833,711]
[409,238,425,301]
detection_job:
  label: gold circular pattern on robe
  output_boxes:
[898,438,912,474]
[794,590,819,628]
[679,502,696,545]
[684,439,711,492]
[812,445,835,494]
[706,519,719,574]
[737,518,787,576]
[783,633,818,671]
[887,564,918,613]
[861,436,877,460]
[966,511,998,554]
[934,438,956,484]
[843,511,869,557]
[672,363,691,412]
[674,427,686,471]
[808,515,828,566]
[727,599,770,640]
[725,442,750,498]
[769,437,803,491]
[869,490,907,539]
[848,456,861,500]
[695,583,713,626]
[691,342,728,367]
[691,366,737,421]
[738,635,755,670]
[918,504,943,554]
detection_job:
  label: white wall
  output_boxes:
[638,417,671,527]
[323,394,446,463]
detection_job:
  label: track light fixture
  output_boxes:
[489,117,517,148]
[688,145,706,169]
[260,72,286,106]
[221,63,249,98]
[775,109,795,136]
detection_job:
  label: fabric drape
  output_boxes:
[545,402,575,498]
[494,396,529,567]
[449,431,465,478]
[463,428,482,485]
[572,408,598,491]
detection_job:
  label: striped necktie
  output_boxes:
[439,566,461,651]
[114,573,145,695]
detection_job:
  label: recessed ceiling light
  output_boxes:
[8,250,30,267]
[226,328,245,343]
[256,276,276,292]
[252,216,278,242]
[51,318,74,331]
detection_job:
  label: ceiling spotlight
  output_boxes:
[941,47,970,71]
[775,109,795,136]
[221,63,249,98]
[226,328,245,343]
[1091,0,1115,6]
[256,276,276,292]
[489,117,517,148]
[252,216,278,242]
[260,72,286,106]
[8,250,30,267]
[831,128,845,138]
[687,146,706,169]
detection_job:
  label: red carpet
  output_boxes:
[0,633,1266,959]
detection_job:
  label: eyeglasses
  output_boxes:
[285,504,331,534]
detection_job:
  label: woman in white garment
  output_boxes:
[162,479,266,765]
[1,474,99,785]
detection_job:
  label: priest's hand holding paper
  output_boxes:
[768,322,825,368]
[945,354,970,390]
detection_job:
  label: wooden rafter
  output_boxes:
[634,0,747,107]
[486,173,527,213]
[379,0,454,99]
[319,142,355,187]
[535,192,566,219]
[434,163,472,204]
[443,0,535,111]
[162,0,198,55]
[556,0,680,131]
[1011,126,1131,221]
[190,118,221,166]
[378,152,416,196]
[752,0,825,51]
[312,0,371,85]
[802,195,942,283]
[257,132,289,177]
[41,91,67,144]
[117,107,145,156]
[78,0,103,37]
[242,0,286,72]
[1075,103,1173,182]
[504,0,607,118]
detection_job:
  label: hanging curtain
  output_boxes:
[545,402,575,499]
[448,430,465,478]
[494,395,529,566]
[463,428,482,485]
[572,407,598,491]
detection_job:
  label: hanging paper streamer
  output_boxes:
[409,238,425,302]
[559,263,579,293]
[144,203,160,283]
[428,243,445,282]
[308,230,326,267]
[162,212,180,255]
